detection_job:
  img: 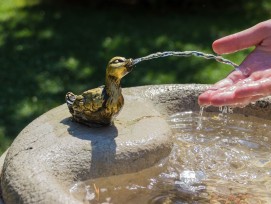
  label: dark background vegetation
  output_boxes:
[0,0,270,154]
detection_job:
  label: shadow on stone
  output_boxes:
[60,116,118,140]
[60,117,118,176]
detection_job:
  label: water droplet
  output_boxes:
[197,106,205,130]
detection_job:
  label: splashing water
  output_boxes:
[197,106,205,130]
[132,51,239,68]
[219,106,234,115]
[70,111,271,203]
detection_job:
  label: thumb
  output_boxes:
[213,20,270,54]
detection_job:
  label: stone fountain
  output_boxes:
[1,84,271,203]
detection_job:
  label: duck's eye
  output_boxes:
[113,59,124,64]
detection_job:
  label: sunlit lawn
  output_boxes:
[0,0,270,154]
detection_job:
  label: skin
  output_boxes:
[198,20,271,107]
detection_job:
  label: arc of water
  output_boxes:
[132,51,239,68]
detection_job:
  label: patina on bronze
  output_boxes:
[66,56,133,127]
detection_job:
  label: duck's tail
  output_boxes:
[65,92,76,113]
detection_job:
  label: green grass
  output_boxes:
[0,0,270,154]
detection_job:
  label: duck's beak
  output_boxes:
[125,58,133,72]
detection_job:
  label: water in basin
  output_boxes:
[70,110,271,203]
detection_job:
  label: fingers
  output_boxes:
[198,87,264,107]
[198,70,246,106]
[204,94,266,107]
[213,20,271,54]
[210,70,246,89]
[198,89,215,106]
[235,70,271,98]
[198,69,271,107]
[198,87,241,107]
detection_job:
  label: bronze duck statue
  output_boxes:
[66,56,133,127]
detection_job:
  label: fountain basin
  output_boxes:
[1,84,271,204]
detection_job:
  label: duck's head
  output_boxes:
[106,56,133,79]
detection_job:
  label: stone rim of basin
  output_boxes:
[1,84,271,204]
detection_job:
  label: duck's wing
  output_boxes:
[73,86,105,113]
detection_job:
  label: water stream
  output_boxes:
[132,51,238,69]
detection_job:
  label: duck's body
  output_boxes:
[66,57,133,127]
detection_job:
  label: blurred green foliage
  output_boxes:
[0,0,270,154]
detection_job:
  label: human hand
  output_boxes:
[198,20,271,107]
